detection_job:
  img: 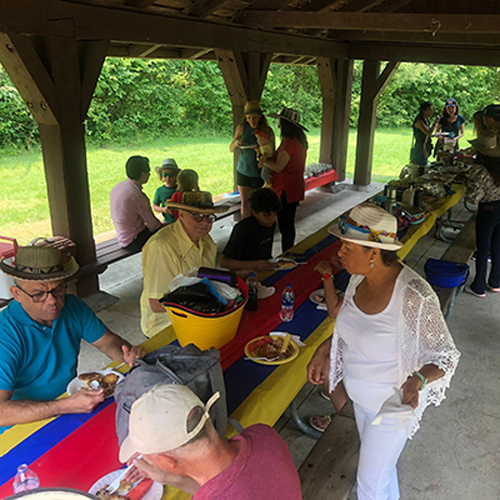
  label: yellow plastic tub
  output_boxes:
[163,278,248,350]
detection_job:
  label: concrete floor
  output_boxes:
[79,185,500,500]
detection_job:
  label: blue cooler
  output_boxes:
[424,258,469,288]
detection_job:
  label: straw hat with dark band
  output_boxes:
[155,158,180,175]
[166,191,229,214]
[269,107,309,132]
[0,246,79,282]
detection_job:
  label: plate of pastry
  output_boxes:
[89,469,163,500]
[67,369,125,398]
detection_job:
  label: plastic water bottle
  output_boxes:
[280,284,295,322]
[13,464,40,493]
[246,273,258,311]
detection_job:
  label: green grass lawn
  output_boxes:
[0,127,475,245]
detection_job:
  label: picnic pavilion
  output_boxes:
[2,0,500,298]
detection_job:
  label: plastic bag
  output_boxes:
[160,282,226,313]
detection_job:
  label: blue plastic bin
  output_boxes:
[424,258,469,288]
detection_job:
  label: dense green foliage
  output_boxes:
[1,58,499,150]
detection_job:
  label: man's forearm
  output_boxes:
[0,398,67,426]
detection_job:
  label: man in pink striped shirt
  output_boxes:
[110,156,163,252]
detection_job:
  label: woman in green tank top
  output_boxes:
[230,101,273,218]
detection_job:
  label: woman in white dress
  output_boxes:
[307,203,460,500]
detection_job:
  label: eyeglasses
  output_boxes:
[339,216,396,243]
[186,210,216,223]
[16,283,67,303]
[161,172,177,178]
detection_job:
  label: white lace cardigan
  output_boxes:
[329,265,461,438]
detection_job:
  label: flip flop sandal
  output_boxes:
[309,414,333,433]
[320,389,331,401]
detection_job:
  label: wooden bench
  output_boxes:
[431,213,476,319]
[299,401,359,500]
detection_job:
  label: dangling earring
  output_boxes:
[370,259,375,269]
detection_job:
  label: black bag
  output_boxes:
[160,282,225,314]
[114,344,227,445]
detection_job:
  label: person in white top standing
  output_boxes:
[110,156,163,252]
[307,203,460,500]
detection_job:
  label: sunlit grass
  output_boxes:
[0,126,475,244]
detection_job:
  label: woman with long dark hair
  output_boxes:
[264,108,308,252]
[435,98,466,154]
[466,104,500,297]
[230,101,273,218]
[410,101,439,166]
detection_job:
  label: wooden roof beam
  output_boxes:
[337,0,384,13]
[125,0,157,8]
[299,0,345,12]
[235,12,500,34]
[128,44,163,57]
[350,42,500,66]
[0,0,348,59]
[372,0,414,13]
[181,0,230,18]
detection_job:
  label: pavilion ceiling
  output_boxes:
[2,0,500,65]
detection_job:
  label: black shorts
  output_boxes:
[237,171,264,189]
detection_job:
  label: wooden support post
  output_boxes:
[317,57,353,182]
[354,60,399,186]
[0,32,108,296]
[216,50,271,191]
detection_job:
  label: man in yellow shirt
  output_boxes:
[140,192,228,337]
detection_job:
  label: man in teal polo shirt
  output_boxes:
[0,245,145,434]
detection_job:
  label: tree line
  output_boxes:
[0,59,499,150]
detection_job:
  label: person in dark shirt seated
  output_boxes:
[220,188,281,274]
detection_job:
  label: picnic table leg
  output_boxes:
[290,397,322,439]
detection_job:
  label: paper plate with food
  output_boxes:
[89,470,163,500]
[269,257,299,270]
[67,369,125,398]
[244,333,300,365]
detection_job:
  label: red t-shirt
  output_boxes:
[193,424,302,500]
[271,137,306,204]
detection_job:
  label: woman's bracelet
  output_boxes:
[412,371,428,391]
[321,273,332,281]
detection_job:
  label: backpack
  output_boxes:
[114,343,227,446]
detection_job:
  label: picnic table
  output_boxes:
[0,185,467,500]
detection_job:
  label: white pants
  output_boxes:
[354,403,408,500]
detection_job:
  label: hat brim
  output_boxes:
[119,434,139,463]
[329,225,403,251]
[0,256,80,282]
[468,138,500,158]
[155,165,181,174]
[268,113,309,132]
[166,201,229,214]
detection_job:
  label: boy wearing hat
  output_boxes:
[0,246,145,434]
[140,192,228,338]
[120,384,302,499]
[152,158,180,224]
[110,155,163,252]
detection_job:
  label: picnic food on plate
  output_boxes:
[78,371,120,397]
[247,335,295,361]
[96,478,154,500]
[273,258,297,270]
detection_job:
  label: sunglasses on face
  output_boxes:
[186,210,215,223]
[339,216,396,243]
[162,172,177,178]
[17,283,67,303]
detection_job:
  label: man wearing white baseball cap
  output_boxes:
[120,384,302,499]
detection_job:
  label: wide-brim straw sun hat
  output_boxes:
[468,131,500,158]
[329,202,403,251]
[269,107,309,132]
[0,246,79,282]
[244,100,262,115]
[155,158,180,175]
[166,191,229,214]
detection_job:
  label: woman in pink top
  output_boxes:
[265,108,308,252]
